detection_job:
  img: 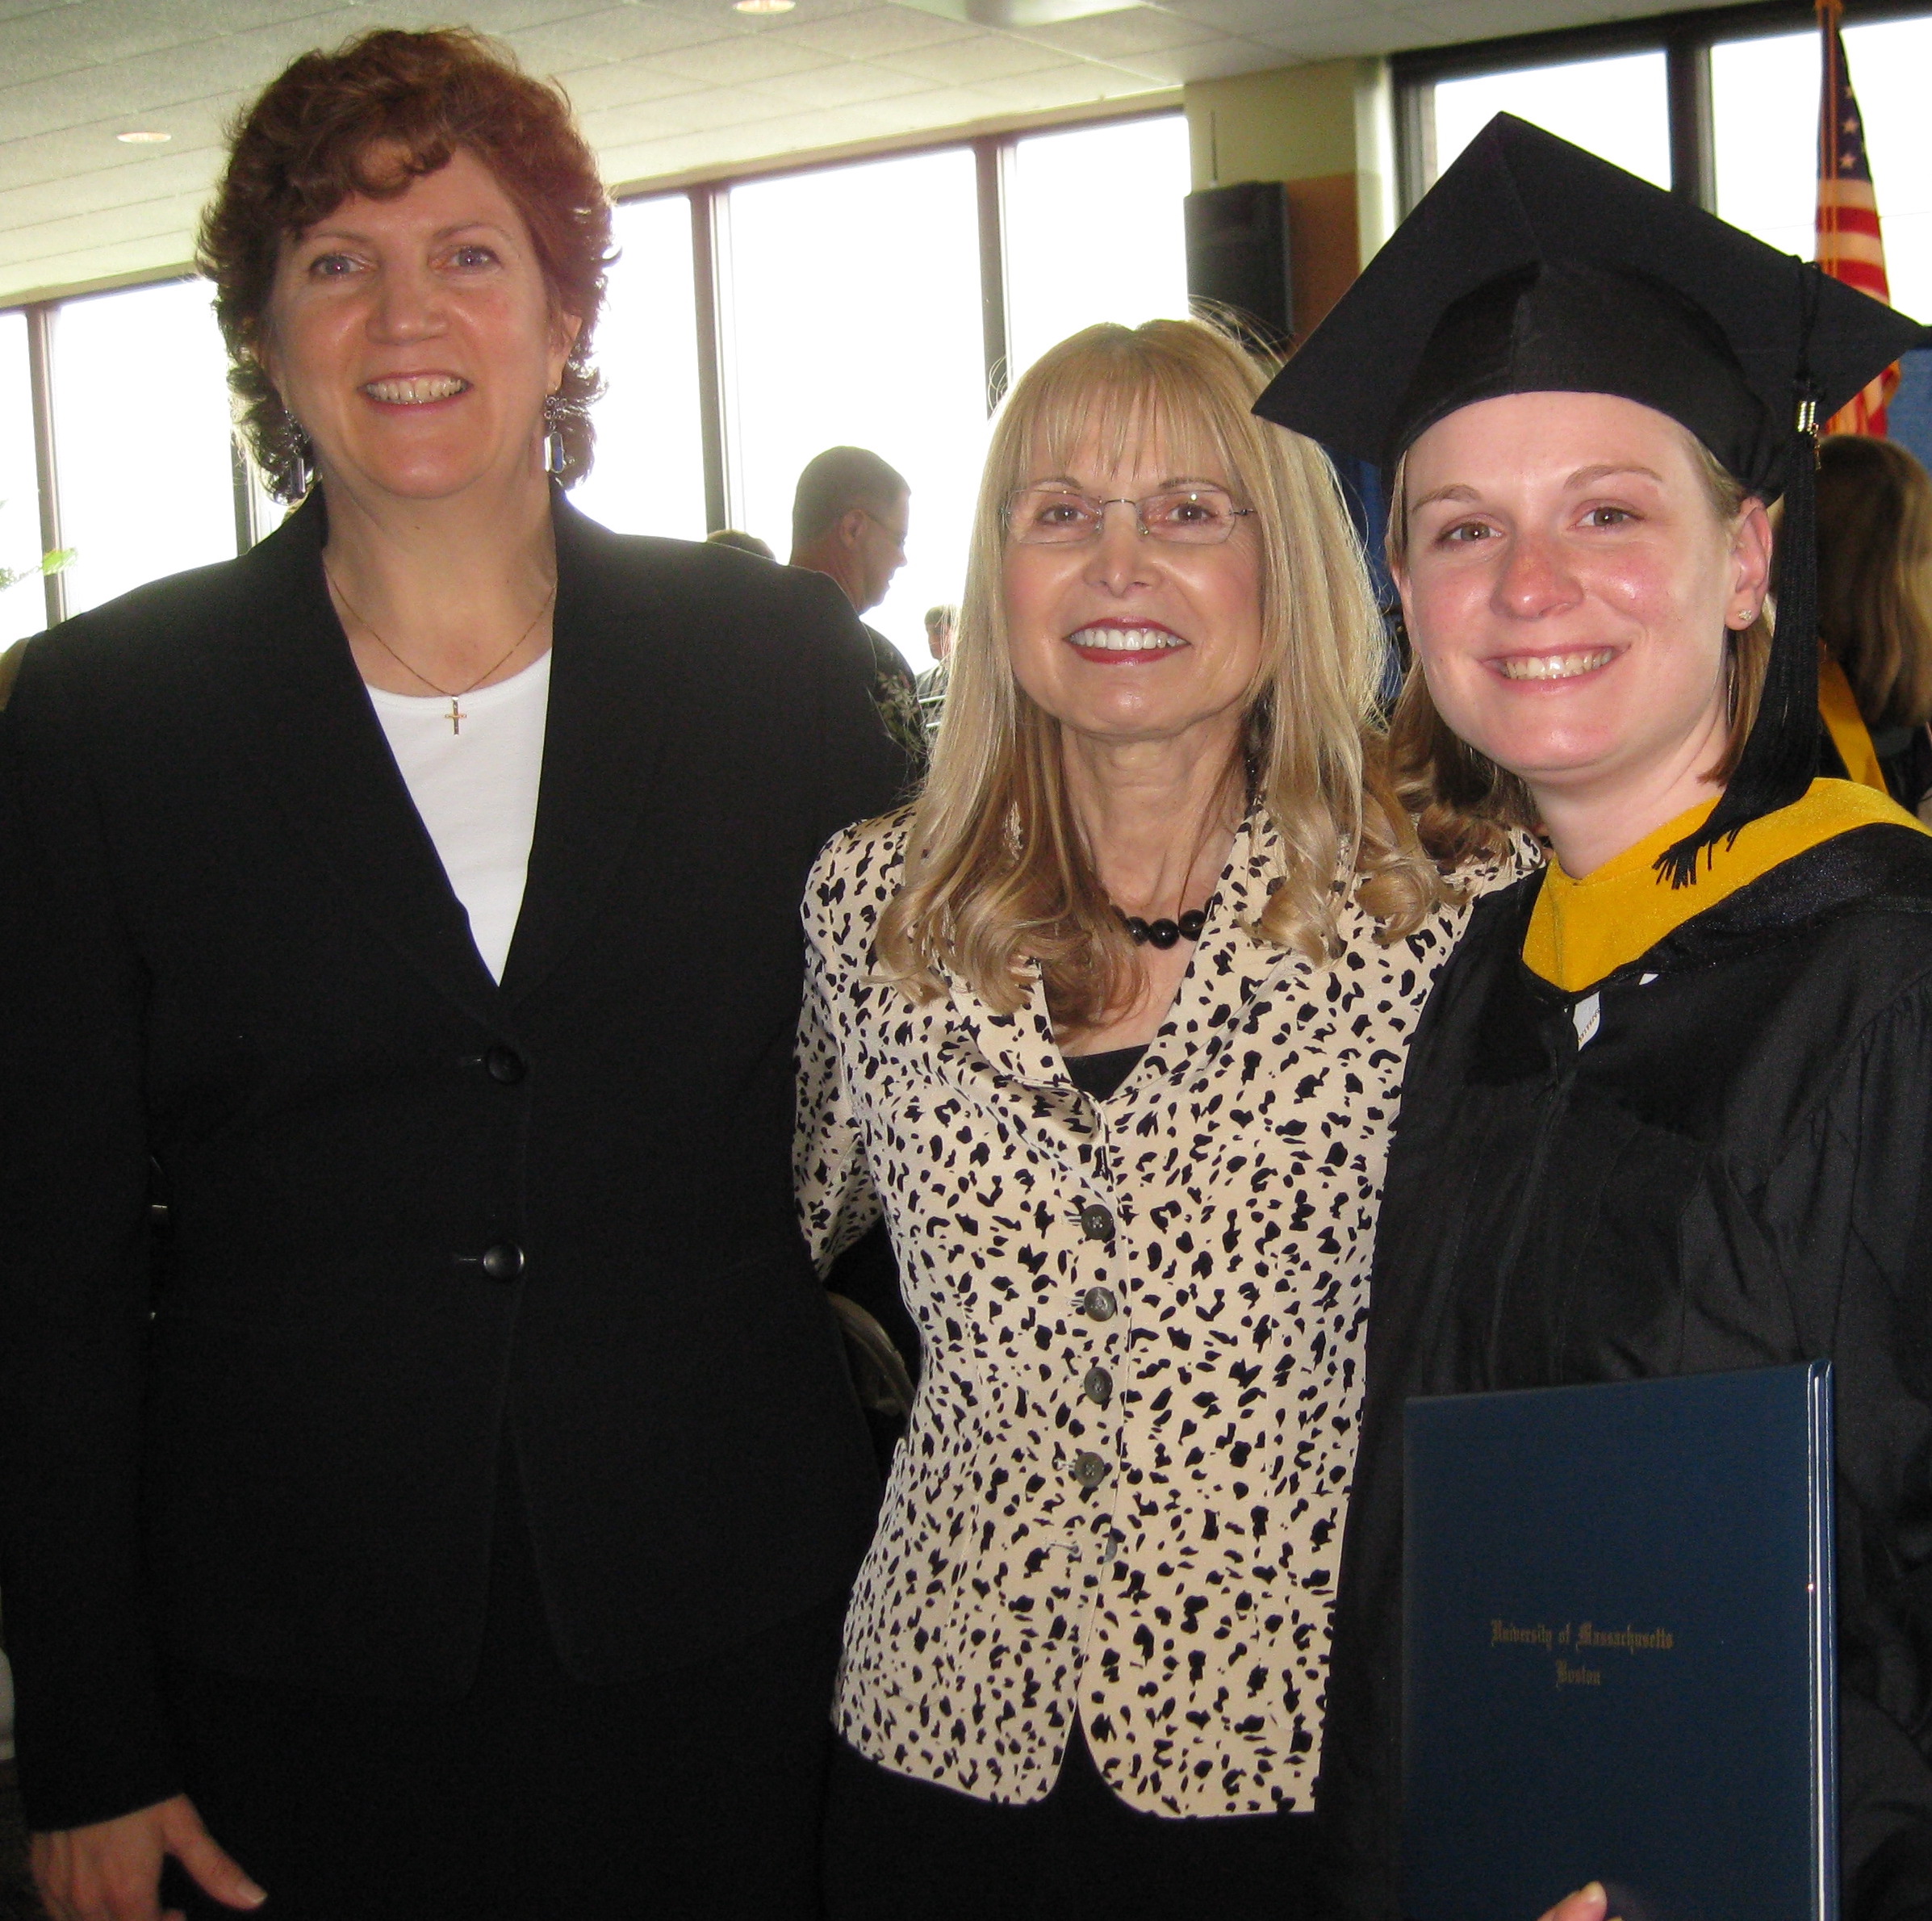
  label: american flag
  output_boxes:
[1817,0,1897,433]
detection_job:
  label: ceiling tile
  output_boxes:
[0,6,186,85]
[508,6,730,69]
[1107,34,1285,77]
[462,0,643,30]
[1397,0,1592,40]
[2,234,194,296]
[579,82,764,140]
[1171,0,1349,34]
[0,143,224,229]
[870,33,1071,80]
[1014,7,1223,55]
[959,61,1152,107]
[0,0,1703,305]
[94,35,313,107]
[643,0,876,23]
[553,61,707,110]
[846,78,1005,122]
[734,93,951,144]
[740,60,937,107]
[775,6,979,59]
[0,188,211,270]
[0,65,240,147]
[643,34,837,82]
[0,111,232,195]
[1248,6,1425,53]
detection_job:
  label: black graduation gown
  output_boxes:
[1318,822,1932,1921]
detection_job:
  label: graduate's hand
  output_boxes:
[31,1793,266,1921]
[1538,1881,1620,1921]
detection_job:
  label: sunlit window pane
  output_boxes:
[1712,33,1817,266]
[1005,114,1191,381]
[571,192,707,542]
[0,312,47,645]
[1431,52,1671,190]
[52,279,236,617]
[723,149,985,668]
[1845,17,1932,324]
[1714,20,1932,324]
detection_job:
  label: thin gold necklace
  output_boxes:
[326,563,557,737]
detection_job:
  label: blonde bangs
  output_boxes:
[877,317,1448,1027]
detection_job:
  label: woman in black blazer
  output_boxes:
[0,28,901,1921]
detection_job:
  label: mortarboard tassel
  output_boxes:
[1655,263,1827,888]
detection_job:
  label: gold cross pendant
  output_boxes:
[448,699,467,735]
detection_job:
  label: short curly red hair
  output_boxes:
[198,26,613,500]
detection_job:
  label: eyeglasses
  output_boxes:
[859,508,909,554]
[1005,484,1255,546]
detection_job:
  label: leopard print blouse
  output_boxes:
[797,807,1491,1817]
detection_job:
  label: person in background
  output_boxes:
[914,601,956,735]
[920,601,956,667]
[1255,115,1932,1921]
[706,526,775,560]
[790,446,925,761]
[1812,432,1932,814]
[800,317,1509,1919]
[0,28,901,1921]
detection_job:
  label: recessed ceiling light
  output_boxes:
[733,0,795,14]
[116,130,172,144]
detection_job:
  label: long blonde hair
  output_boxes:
[874,317,1445,1027]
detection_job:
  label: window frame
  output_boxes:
[679,105,1178,524]
[1394,0,1932,215]
[0,103,1182,600]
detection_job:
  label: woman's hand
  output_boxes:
[31,1794,266,1921]
[1538,1881,1614,1921]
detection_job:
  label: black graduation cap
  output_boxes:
[1255,112,1932,881]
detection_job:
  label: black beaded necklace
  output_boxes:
[1114,906,1206,950]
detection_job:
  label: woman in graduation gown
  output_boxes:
[1254,116,1932,1918]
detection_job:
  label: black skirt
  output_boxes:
[823,1722,1321,1921]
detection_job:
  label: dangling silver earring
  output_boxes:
[544,396,567,478]
[286,424,314,501]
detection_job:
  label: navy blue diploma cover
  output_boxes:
[1402,1363,1836,1921]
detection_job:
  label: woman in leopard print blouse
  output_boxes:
[798,319,1500,1917]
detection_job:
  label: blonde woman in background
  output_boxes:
[797,319,1508,1919]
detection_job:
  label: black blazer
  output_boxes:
[0,493,905,1830]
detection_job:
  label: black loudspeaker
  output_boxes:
[1184,181,1293,349]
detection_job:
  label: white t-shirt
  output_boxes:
[367,650,551,982]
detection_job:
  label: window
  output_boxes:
[0,110,1192,657]
[1429,51,1671,190]
[1003,115,1193,381]
[722,148,987,668]
[51,279,236,617]
[1713,16,1932,324]
[1397,6,1932,479]
[0,311,44,645]
[571,193,708,542]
